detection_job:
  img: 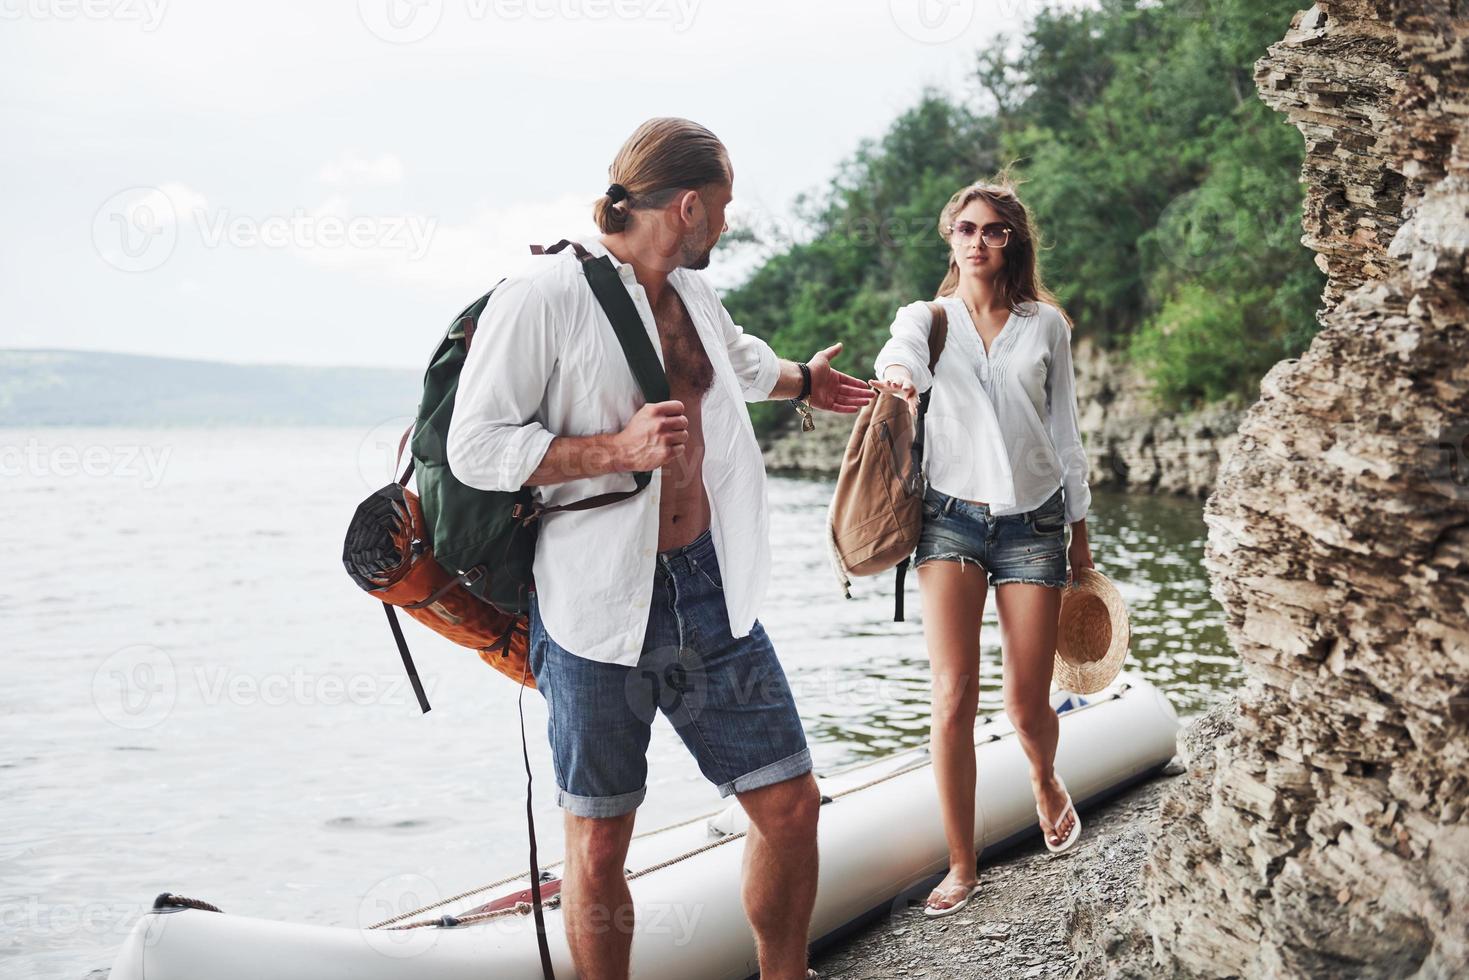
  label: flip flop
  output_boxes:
[1038,779,1082,855]
[922,880,982,919]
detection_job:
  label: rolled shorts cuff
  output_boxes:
[990,575,1067,589]
[717,747,813,798]
[556,784,646,819]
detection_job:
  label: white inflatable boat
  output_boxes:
[106,675,1178,980]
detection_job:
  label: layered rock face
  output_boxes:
[1130,2,1469,977]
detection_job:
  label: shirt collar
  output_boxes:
[573,236,638,286]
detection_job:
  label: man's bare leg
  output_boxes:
[562,809,638,980]
[736,772,821,979]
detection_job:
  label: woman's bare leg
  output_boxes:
[916,558,988,907]
[993,582,1075,846]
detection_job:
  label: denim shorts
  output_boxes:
[913,483,1069,589]
[527,529,812,819]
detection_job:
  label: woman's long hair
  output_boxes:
[935,172,1072,328]
[593,117,730,234]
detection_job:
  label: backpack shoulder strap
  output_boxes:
[924,301,949,373]
[906,301,949,533]
[532,239,670,403]
[523,240,671,517]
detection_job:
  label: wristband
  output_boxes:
[788,362,815,432]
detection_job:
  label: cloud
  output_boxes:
[318,152,406,187]
[159,182,210,219]
[286,192,600,292]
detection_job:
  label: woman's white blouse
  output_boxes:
[873,297,1092,525]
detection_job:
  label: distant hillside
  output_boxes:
[0,350,422,426]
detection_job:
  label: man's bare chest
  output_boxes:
[653,300,715,396]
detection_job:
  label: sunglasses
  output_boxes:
[951,221,1013,248]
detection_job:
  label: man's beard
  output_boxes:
[679,217,714,270]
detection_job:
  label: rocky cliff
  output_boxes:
[1110,2,1469,976]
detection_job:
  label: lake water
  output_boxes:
[1,426,1239,979]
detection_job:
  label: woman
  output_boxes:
[870,176,1095,918]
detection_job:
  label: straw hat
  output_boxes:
[1053,567,1130,694]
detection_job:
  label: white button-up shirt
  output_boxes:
[445,238,781,665]
[874,297,1092,525]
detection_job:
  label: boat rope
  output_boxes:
[365,869,539,929]
[380,901,545,930]
[375,745,951,930]
[364,806,729,929]
[373,687,1130,931]
[153,893,224,913]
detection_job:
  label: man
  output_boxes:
[446,117,875,980]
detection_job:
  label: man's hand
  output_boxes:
[808,342,876,414]
[614,400,688,471]
[868,366,920,416]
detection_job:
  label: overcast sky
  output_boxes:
[3,0,1074,368]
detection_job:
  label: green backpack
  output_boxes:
[407,238,670,613]
[343,239,670,717]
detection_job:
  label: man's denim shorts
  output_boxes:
[527,528,812,819]
[913,483,1070,589]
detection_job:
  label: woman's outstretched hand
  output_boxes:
[808,343,876,414]
[867,368,919,416]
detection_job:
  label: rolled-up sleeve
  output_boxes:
[713,293,780,402]
[446,276,559,492]
[873,301,937,392]
[1046,318,1092,524]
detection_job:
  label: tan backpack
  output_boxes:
[827,302,949,621]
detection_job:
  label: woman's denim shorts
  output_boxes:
[913,483,1069,589]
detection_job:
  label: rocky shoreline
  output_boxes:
[810,703,1229,980]
[762,337,1243,500]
